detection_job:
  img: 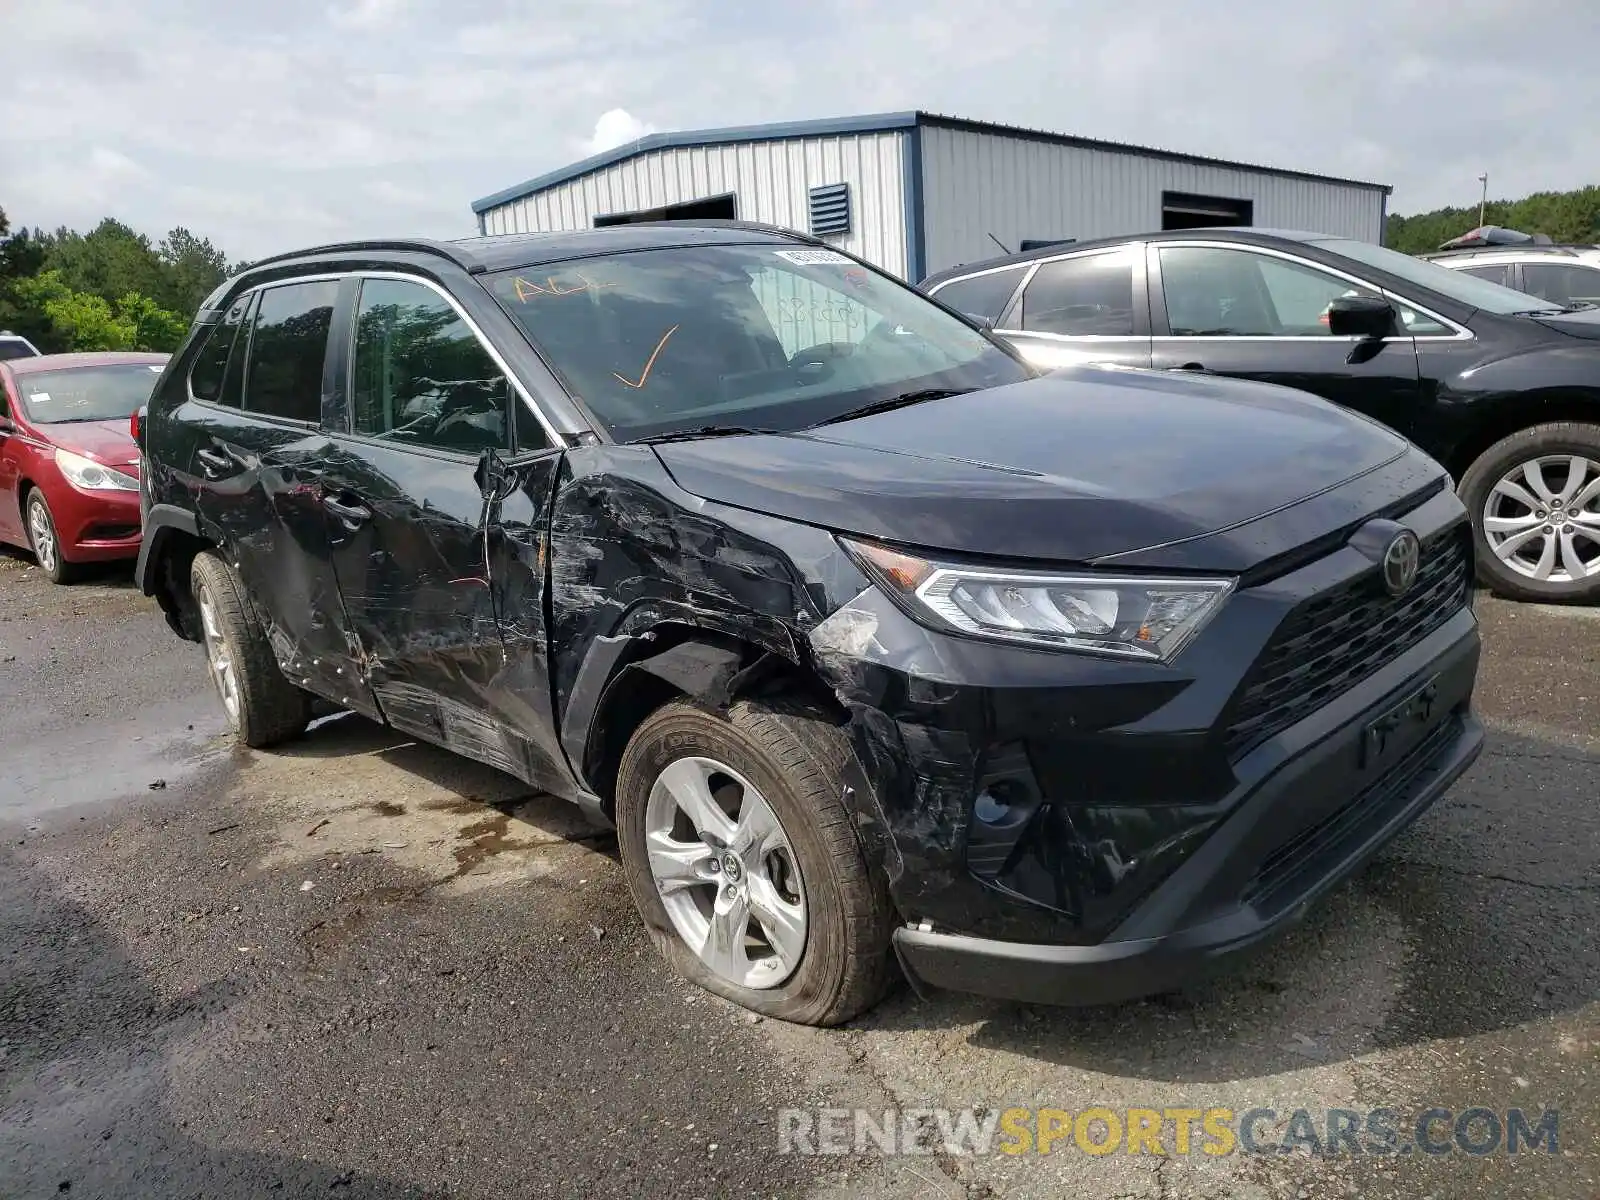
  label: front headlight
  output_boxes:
[55,447,138,492]
[843,538,1234,662]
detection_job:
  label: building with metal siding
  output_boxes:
[471,112,1389,283]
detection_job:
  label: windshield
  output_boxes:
[15,362,166,424]
[0,338,39,362]
[487,244,1028,440]
[1312,238,1564,314]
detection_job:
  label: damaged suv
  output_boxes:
[137,224,1483,1025]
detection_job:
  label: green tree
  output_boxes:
[43,218,168,309]
[157,226,229,316]
[13,270,136,350]
[115,290,188,351]
[1387,185,1600,253]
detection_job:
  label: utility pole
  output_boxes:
[1478,173,1489,227]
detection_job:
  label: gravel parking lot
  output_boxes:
[2,549,1596,1199]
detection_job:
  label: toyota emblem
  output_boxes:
[1382,529,1421,597]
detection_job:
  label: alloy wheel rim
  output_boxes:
[1483,454,1600,584]
[644,755,807,990]
[196,584,241,723]
[27,500,56,573]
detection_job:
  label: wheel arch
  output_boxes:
[1443,389,1600,483]
[567,618,846,822]
[137,503,211,641]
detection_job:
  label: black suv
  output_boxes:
[923,229,1600,603]
[137,224,1482,1024]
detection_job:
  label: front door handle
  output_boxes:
[322,493,372,528]
[1168,362,1213,373]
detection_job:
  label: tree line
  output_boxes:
[1386,185,1600,254]
[0,204,233,354]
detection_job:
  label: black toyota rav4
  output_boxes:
[136,223,1483,1025]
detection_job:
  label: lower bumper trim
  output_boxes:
[894,710,1483,1007]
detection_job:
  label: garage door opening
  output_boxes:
[1161,191,1254,231]
[594,193,737,227]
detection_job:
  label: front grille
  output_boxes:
[1224,525,1472,759]
[1244,714,1461,915]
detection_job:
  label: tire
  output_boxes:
[189,551,312,747]
[25,490,82,585]
[1458,422,1600,603]
[615,698,896,1026]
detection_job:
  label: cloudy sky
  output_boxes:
[5,0,1598,261]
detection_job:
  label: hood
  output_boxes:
[1530,306,1600,341]
[40,419,140,473]
[654,366,1413,565]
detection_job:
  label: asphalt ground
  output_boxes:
[2,548,1595,1199]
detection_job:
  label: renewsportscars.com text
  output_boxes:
[777,1105,1560,1158]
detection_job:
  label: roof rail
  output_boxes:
[239,238,484,274]
[605,218,822,244]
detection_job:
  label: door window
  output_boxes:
[1459,263,1516,289]
[931,266,1027,325]
[1521,262,1600,307]
[190,294,250,406]
[243,281,337,422]
[1020,252,1136,335]
[1157,246,1448,337]
[350,277,530,454]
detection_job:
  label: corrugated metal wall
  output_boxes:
[919,125,1387,277]
[481,131,909,278]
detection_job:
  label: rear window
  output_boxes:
[14,363,167,424]
[243,280,337,422]
[929,267,1027,325]
[0,338,39,362]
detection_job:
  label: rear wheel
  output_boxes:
[615,698,896,1026]
[1459,423,1600,603]
[189,551,312,747]
[25,490,81,585]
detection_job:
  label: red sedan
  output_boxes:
[0,352,168,583]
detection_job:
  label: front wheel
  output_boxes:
[26,490,81,584]
[1459,422,1600,603]
[615,698,896,1026]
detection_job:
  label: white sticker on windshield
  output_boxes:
[147,364,163,372]
[774,249,852,265]
[30,391,50,404]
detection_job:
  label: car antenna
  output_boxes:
[986,232,1012,256]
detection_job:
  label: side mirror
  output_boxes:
[1326,295,1397,340]
[474,446,516,502]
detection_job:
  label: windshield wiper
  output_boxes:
[814,388,974,427]
[633,424,780,445]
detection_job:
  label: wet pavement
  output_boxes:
[1,548,1596,1199]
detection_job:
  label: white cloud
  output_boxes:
[579,109,657,157]
[328,0,403,29]
[4,0,1599,260]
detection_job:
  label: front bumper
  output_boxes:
[892,616,1482,1005]
[806,483,1483,1005]
[52,480,143,563]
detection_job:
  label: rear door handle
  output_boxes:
[195,447,235,478]
[322,493,372,528]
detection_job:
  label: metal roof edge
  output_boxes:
[470,112,921,214]
[912,111,1393,194]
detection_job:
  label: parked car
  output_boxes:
[0,331,42,361]
[1426,242,1600,310]
[921,229,1600,603]
[136,225,1482,1024]
[0,351,164,582]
